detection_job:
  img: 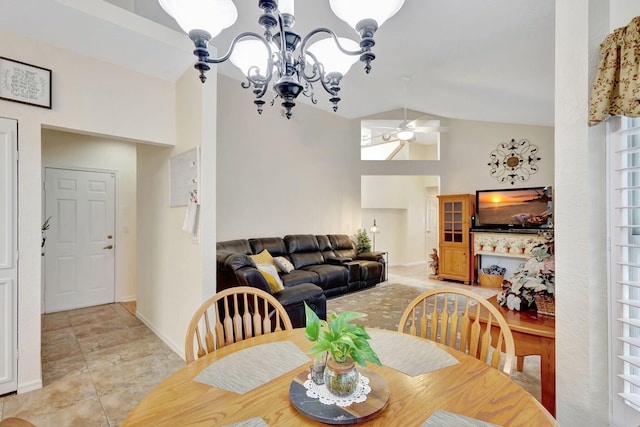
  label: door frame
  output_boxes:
[41,166,117,312]
[0,117,18,395]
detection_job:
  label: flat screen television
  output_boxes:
[474,186,552,230]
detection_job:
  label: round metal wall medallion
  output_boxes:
[487,138,541,185]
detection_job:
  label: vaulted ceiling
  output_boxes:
[0,0,555,126]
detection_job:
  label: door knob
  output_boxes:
[103,245,113,249]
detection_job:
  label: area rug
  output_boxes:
[326,282,542,402]
[327,283,424,331]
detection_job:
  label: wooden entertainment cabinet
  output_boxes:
[437,194,475,284]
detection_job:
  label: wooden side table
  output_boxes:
[479,297,556,417]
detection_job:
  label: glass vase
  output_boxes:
[323,356,359,397]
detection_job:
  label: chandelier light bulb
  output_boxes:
[158,0,237,37]
[230,40,272,78]
[329,0,405,29]
[307,38,360,76]
[158,0,405,118]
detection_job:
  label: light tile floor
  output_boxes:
[0,303,184,427]
[0,264,541,426]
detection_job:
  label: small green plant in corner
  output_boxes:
[304,302,381,367]
[355,229,372,253]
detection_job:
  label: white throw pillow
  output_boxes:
[255,263,285,293]
[274,256,295,274]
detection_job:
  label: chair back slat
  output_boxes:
[242,293,253,338]
[262,298,272,333]
[232,294,243,342]
[221,297,233,345]
[185,286,293,363]
[203,310,215,354]
[253,294,263,335]
[440,307,450,345]
[398,287,516,376]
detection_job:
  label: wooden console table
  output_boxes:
[479,296,556,417]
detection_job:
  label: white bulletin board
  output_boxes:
[169,147,199,207]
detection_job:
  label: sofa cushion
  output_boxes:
[217,239,252,255]
[249,237,288,257]
[328,234,358,259]
[255,263,285,293]
[284,235,324,269]
[281,269,320,287]
[315,235,336,259]
[301,264,349,291]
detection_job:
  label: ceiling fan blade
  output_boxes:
[362,138,403,148]
[362,131,398,142]
[412,126,443,133]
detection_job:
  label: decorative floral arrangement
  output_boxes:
[497,233,554,311]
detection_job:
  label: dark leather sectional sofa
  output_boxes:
[216,234,386,327]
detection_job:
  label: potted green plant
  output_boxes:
[355,229,372,253]
[304,303,381,397]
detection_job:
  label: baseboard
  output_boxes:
[135,311,185,361]
[117,295,136,302]
[18,378,42,394]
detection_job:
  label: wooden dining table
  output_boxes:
[121,328,557,427]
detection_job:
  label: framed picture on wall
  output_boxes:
[0,57,52,109]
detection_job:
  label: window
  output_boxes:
[610,116,640,425]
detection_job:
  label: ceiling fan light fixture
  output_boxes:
[396,129,414,140]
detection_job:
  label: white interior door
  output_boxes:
[0,117,17,395]
[44,168,115,312]
[425,194,438,259]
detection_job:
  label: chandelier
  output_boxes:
[158,0,405,119]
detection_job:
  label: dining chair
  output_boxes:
[185,286,294,363]
[398,287,516,375]
[0,418,37,427]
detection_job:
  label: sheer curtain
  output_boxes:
[589,17,640,126]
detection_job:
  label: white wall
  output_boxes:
[362,175,438,265]
[0,27,177,393]
[555,0,610,425]
[439,118,554,194]
[216,74,361,240]
[136,68,216,356]
[41,130,138,302]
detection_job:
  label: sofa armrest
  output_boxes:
[223,253,254,271]
[231,266,272,295]
[325,256,354,265]
[356,251,385,262]
[274,283,326,326]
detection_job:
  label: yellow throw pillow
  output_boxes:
[250,249,276,268]
[255,263,285,293]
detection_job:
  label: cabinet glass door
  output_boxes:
[443,201,464,243]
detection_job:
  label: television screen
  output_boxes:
[475,187,552,229]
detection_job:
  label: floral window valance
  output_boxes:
[589,16,640,126]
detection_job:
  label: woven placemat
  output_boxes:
[421,410,501,426]
[223,417,269,427]
[195,341,309,394]
[369,330,459,376]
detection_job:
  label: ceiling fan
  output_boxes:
[361,77,444,146]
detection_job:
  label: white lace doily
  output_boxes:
[303,373,371,407]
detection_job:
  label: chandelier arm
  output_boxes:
[201,31,273,65]
[299,28,364,58]
[299,51,323,82]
